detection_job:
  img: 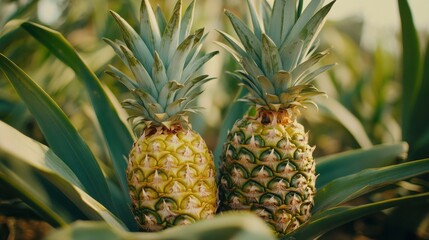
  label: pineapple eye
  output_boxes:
[230,131,245,145]
[173,215,196,226]
[290,173,308,190]
[267,177,290,192]
[284,192,302,213]
[276,161,297,177]
[193,181,212,197]
[276,138,296,156]
[155,197,178,211]
[237,148,256,164]
[242,180,265,196]
[227,191,246,209]
[148,140,166,152]
[165,181,186,194]
[245,134,265,147]
[300,202,313,219]
[158,154,178,171]
[136,208,162,226]
[229,163,249,179]
[139,187,158,202]
[274,208,293,224]
[251,165,274,183]
[259,193,282,207]
[260,148,281,164]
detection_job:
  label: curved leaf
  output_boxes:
[286,192,429,240]
[314,158,429,213]
[0,121,127,230]
[20,22,134,205]
[0,54,114,210]
[409,39,429,159]
[398,0,422,144]
[316,142,408,188]
[0,165,73,228]
[319,97,373,148]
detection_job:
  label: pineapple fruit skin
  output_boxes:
[127,128,217,231]
[219,110,316,235]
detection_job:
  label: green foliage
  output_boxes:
[398,0,429,160]
[0,0,429,239]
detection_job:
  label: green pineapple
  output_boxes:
[218,0,335,235]
[105,0,218,231]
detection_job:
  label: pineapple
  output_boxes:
[105,0,218,231]
[218,0,335,235]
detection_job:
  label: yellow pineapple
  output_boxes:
[218,0,335,235]
[106,0,218,231]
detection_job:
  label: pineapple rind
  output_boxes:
[127,129,217,231]
[219,114,316,235]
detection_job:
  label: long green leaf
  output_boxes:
[267,0,286,45]
[282,0,323,47]
[0,121,82,187]
[46,213,276,240]
[313,158,429,213]
[398,0,422,145]
[0,54,114,211]
[159,0,181,64]
[0,165,76,227]
[139,0,161,52]
[261,34,282,79]
[0,19,30,51]
[286,192,429,240]
[246,0,263,40]
[225,10,262,66]
[316,142,408,188]
[20,22,135,225]
[110,10,154,73]
[318,97,373,148]
[0,121,127,230]
[409,39,429,160]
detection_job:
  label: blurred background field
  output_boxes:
[1,0,429,239]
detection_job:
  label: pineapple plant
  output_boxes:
[218,0,336,235]
[105,0,218,231]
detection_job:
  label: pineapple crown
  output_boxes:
[219,0,336,112]
[105,0,218,131]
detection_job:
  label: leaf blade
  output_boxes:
[313,158,429,213]
[316,142,409,188]
[0,54,113,210]
[20,22,135,225]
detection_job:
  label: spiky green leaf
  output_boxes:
[261,34,282,78]
[246,0,263,39]
[160,0,182,64]
[120,45,158,98]
[225,10,262,65]
[139,0,162,52]
[110,10,154,73]
[179,0,195,42]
